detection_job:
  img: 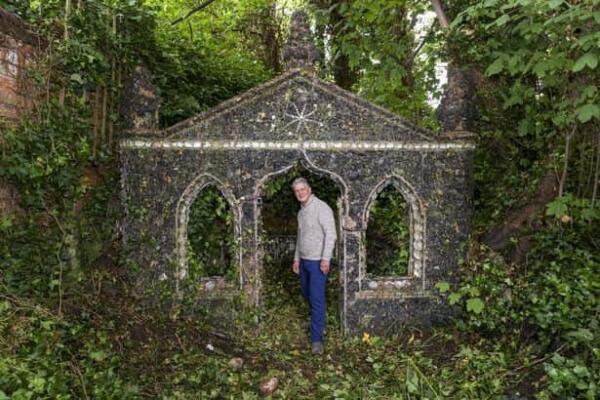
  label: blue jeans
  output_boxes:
[299,259,328,343]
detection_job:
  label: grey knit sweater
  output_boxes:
[293,195,337,261]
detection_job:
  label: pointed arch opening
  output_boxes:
[365,184,410,277]
[254,160,347,327]
[186,187,235,280]
[362,175,426,284]
[175,174,240,295]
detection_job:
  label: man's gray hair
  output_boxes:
[291,177,310,189]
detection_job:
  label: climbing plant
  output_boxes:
[186,186,235,280]
[366,185,410,277]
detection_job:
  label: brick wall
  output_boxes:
[0,9,41,120]
[0,9,43,217]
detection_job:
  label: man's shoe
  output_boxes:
[311,341,324,355]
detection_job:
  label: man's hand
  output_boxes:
[320,259,330,274]
[292,259,300,274]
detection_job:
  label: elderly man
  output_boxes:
[291,177,337,354]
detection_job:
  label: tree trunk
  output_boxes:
[430,0,479,134]
[261,3,282,73]
[436,64,479,133]
[482,172,558,251]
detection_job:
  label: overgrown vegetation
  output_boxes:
[366,185,410,277]
[187,187,235,280]
[1,0,598,398]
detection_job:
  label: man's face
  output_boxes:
[293,183,312,205]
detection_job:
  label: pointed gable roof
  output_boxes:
[164,69,437,142]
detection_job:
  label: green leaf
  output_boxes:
[566,328,594,344]
[29,376,46,392]
[495,14,510,26]
[575,103,600,123]
[548,0,563,9]
[90,350,106,362]
[70,73,84,84]
[546,198,568,217]
[486,57,505,76]
[435,281,450,293]
[573,53,598,72]
[448,292,462,305]
[581,207,598,222]
[466,298,484,314]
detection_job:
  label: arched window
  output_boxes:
[186,186,235,281]
[365,184,410,277]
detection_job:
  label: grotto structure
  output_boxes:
[119,11,475,335]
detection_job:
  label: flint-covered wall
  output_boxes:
[120,70,475,335]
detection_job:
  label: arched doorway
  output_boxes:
[255,161,346,332]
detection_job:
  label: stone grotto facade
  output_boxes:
[119,12,475,335]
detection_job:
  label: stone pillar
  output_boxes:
[338,199,364,332]
[283,10,319,71]
[119,65,161,135]
[238,196,261,306]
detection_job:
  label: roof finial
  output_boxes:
[283,10,319,71]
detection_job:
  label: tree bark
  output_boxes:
[482,172,558,251]
[260,3,282,73]
[431,0,479,133]
[431,0,449,28]
[558,127,574,197]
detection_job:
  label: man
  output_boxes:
[291,177,337,355]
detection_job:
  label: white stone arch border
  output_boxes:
[253,154,350,214]
[174,173,240,295]
[360,174,427,290]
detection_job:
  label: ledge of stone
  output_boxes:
[355,290,433,300]
[440,130,477,141]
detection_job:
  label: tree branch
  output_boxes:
[171,0,218,26]
[413,25,435,59]
[482,171,558,251]
[431,0,449,29]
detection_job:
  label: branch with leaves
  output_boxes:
[171,0,218,26]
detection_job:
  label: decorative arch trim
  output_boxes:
[253,155,351,324]
[174,173,240,290]
[253,155,349,212]
[362,174,427,284]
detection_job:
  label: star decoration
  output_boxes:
[282,102,322,136]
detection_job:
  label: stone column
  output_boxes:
[339,206,364,334]
[119,65,161,135]
[282,10,319,71]
[238,196,262,306]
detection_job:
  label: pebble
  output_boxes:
[259,377,278,397]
